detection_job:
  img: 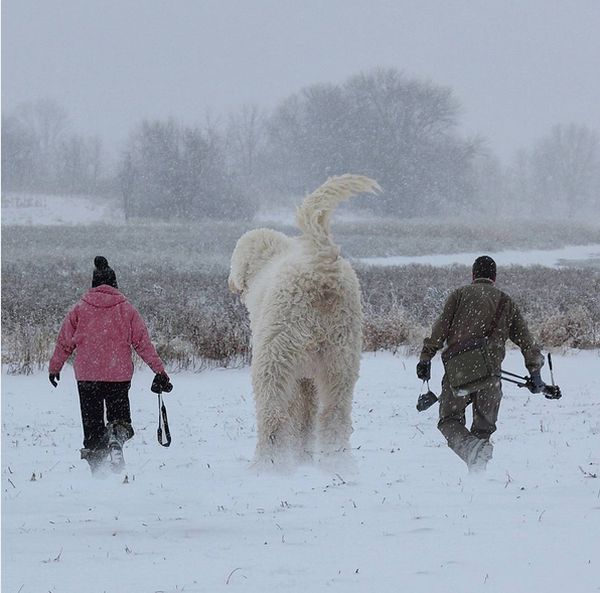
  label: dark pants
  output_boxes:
[77,381,134,450]
[437,375,502,464]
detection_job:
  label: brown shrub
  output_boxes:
[2,222,599,373]
[538,305,598,349]
[362,305,421,353]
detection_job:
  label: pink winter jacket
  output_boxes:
[49,286,165,382]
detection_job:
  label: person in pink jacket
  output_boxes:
[49,256,171,473]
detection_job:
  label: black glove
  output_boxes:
[49,372,60,387]
[543,384,562,399]
[151,373,173,394]
[416,360,431,381]
[527,370,545,394]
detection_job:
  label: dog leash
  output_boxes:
[157,392,172,447]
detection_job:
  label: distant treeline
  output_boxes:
[3,68,600,218]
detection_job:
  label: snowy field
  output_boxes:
[1,194,123,225]
[2,350,599,593]
[359,244,600,269]
[1,196,363,228]
[2,193,124,226]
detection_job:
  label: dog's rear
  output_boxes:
[229,174,380,467]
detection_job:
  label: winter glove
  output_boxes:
[49,372,60,387]
[543,384,562,399]
[526,370,545,394]
[151,373,173,394]
[416,360,431,381]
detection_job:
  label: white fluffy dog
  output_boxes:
[228,174,380,466]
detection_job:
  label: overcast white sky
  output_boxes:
[3,0,600,161]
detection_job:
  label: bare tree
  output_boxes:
[122,118,253,220]
[530,123,600,215]
[119,151,135,221]
[2,99,106,195]
[1,114,37,191]
[226,104,266,184]
[17,99,69,185]
[57,134,104,194]
[265,68,477,215]
[469,148,510,216]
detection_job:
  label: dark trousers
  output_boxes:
[437,375,502,464]
[77,381,134,450]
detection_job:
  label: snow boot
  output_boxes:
[467,439,494,474]
[107,422,130,473]
[80,447,109,475]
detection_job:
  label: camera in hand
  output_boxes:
[151,373,173,394]
[416,389,438,412]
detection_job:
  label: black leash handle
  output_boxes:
[157,392,172,447]
[548,353,556,386]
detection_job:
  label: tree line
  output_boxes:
[2,99,104,195]
[3,68,599,219]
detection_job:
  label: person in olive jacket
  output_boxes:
[49,256,171,473]
[417,256,544,472]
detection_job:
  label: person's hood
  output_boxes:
[82,285,127,308]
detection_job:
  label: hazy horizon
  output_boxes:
[3,0,600,162]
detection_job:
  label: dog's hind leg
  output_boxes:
[315,352,360,456]
[251,336,303,467]
[289,378,318,463]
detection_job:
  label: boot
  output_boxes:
[106,422,132,473]
[466,439,494,473]
[80,447,109,475]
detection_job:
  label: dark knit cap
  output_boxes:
[92,256,118,288]
[472,255,496,281]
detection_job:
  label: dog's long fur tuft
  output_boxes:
[229,174,380,468]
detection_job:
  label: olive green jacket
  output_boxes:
[420,278,543,373]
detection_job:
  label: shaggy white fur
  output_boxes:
[228,174,381,466]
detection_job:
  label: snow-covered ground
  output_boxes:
[2,350,599,593]
[1,193,123,225]
[359,244,600,269]
[0,195,363,228]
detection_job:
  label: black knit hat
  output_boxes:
[472,255,496,281]
[92,256,118,288]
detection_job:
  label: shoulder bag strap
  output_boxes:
[487,294,509,338]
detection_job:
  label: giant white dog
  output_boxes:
[228,174,380,465]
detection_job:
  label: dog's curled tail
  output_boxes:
[296,174,381,251]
